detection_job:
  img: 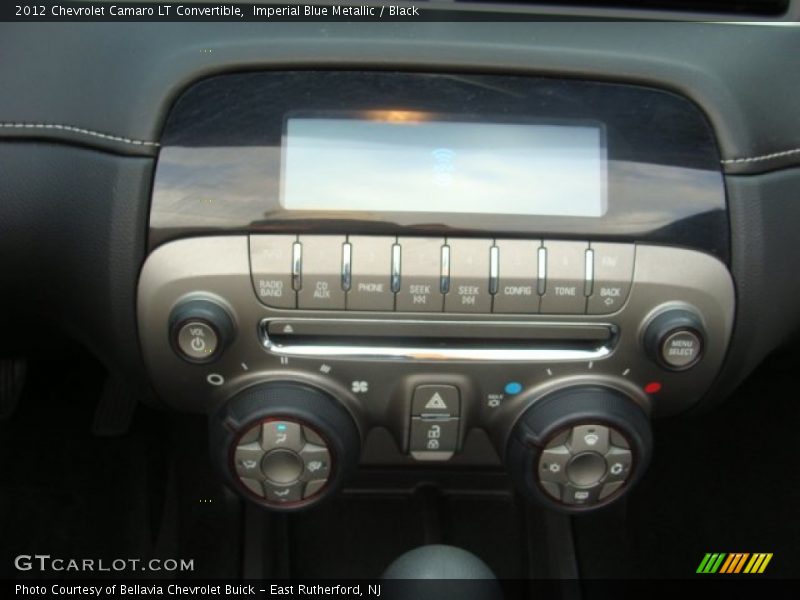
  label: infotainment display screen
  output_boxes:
[281,115,607,217]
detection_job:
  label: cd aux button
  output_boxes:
[347,236,395,311]
[250,235,297,309]
[396,237,444,312]
[444,238,492,313]
[297,236,346,310]
[540,241,589,314]
[493,239,541,313]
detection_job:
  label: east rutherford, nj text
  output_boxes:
[253,4,419,17]
[271,585,380,597]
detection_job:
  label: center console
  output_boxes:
[138,71,733,513]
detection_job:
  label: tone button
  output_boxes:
[540,241,588,314]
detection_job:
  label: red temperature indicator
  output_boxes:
[644,382,662,394]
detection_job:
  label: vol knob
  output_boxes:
[169,298,235,364]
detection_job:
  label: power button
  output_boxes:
[176,321,219,361]
[169,299,235,364]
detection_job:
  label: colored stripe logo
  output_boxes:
[696,553,773,574]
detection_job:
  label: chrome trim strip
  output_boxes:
[440,244,451,294]
[259,319,613,362]
[342,241,352,291]
[489,245,499,295]
[537,246,547,295]
[391,243,401,293]
[291,241,302,291]
[585,248,595,297]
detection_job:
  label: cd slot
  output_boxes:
[260,319,616,362]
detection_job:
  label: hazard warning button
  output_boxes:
[411,385,460,417]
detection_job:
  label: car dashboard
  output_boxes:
[1,8,799,587]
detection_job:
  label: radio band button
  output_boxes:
[250,235,297,309]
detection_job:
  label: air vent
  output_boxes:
[456,0,789,16]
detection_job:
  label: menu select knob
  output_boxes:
[169,299,235,364]
[644,308,705,371]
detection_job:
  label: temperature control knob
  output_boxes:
[210,382,360,511]
[507,386,651,512]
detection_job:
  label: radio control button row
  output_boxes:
[395,237,445,311]
[540,241,589,314]
[297,235,346,310]
[493,239,541,313]
[346,236,395,311]
[444,238,492,313]
[587,243,635,314]
[250,235,297,309]
[409,417,459,460]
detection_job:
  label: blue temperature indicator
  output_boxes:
[504,382,523,395]
[276,424,288,432]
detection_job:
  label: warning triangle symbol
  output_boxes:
[425,392,448,410]
[283,324,294,333]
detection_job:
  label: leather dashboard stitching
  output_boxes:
[0,122,160,147]
[721,148,800,164]
[2,122,796,164]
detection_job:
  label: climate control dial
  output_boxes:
[506,386,651,512]
[210,382,360,511]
